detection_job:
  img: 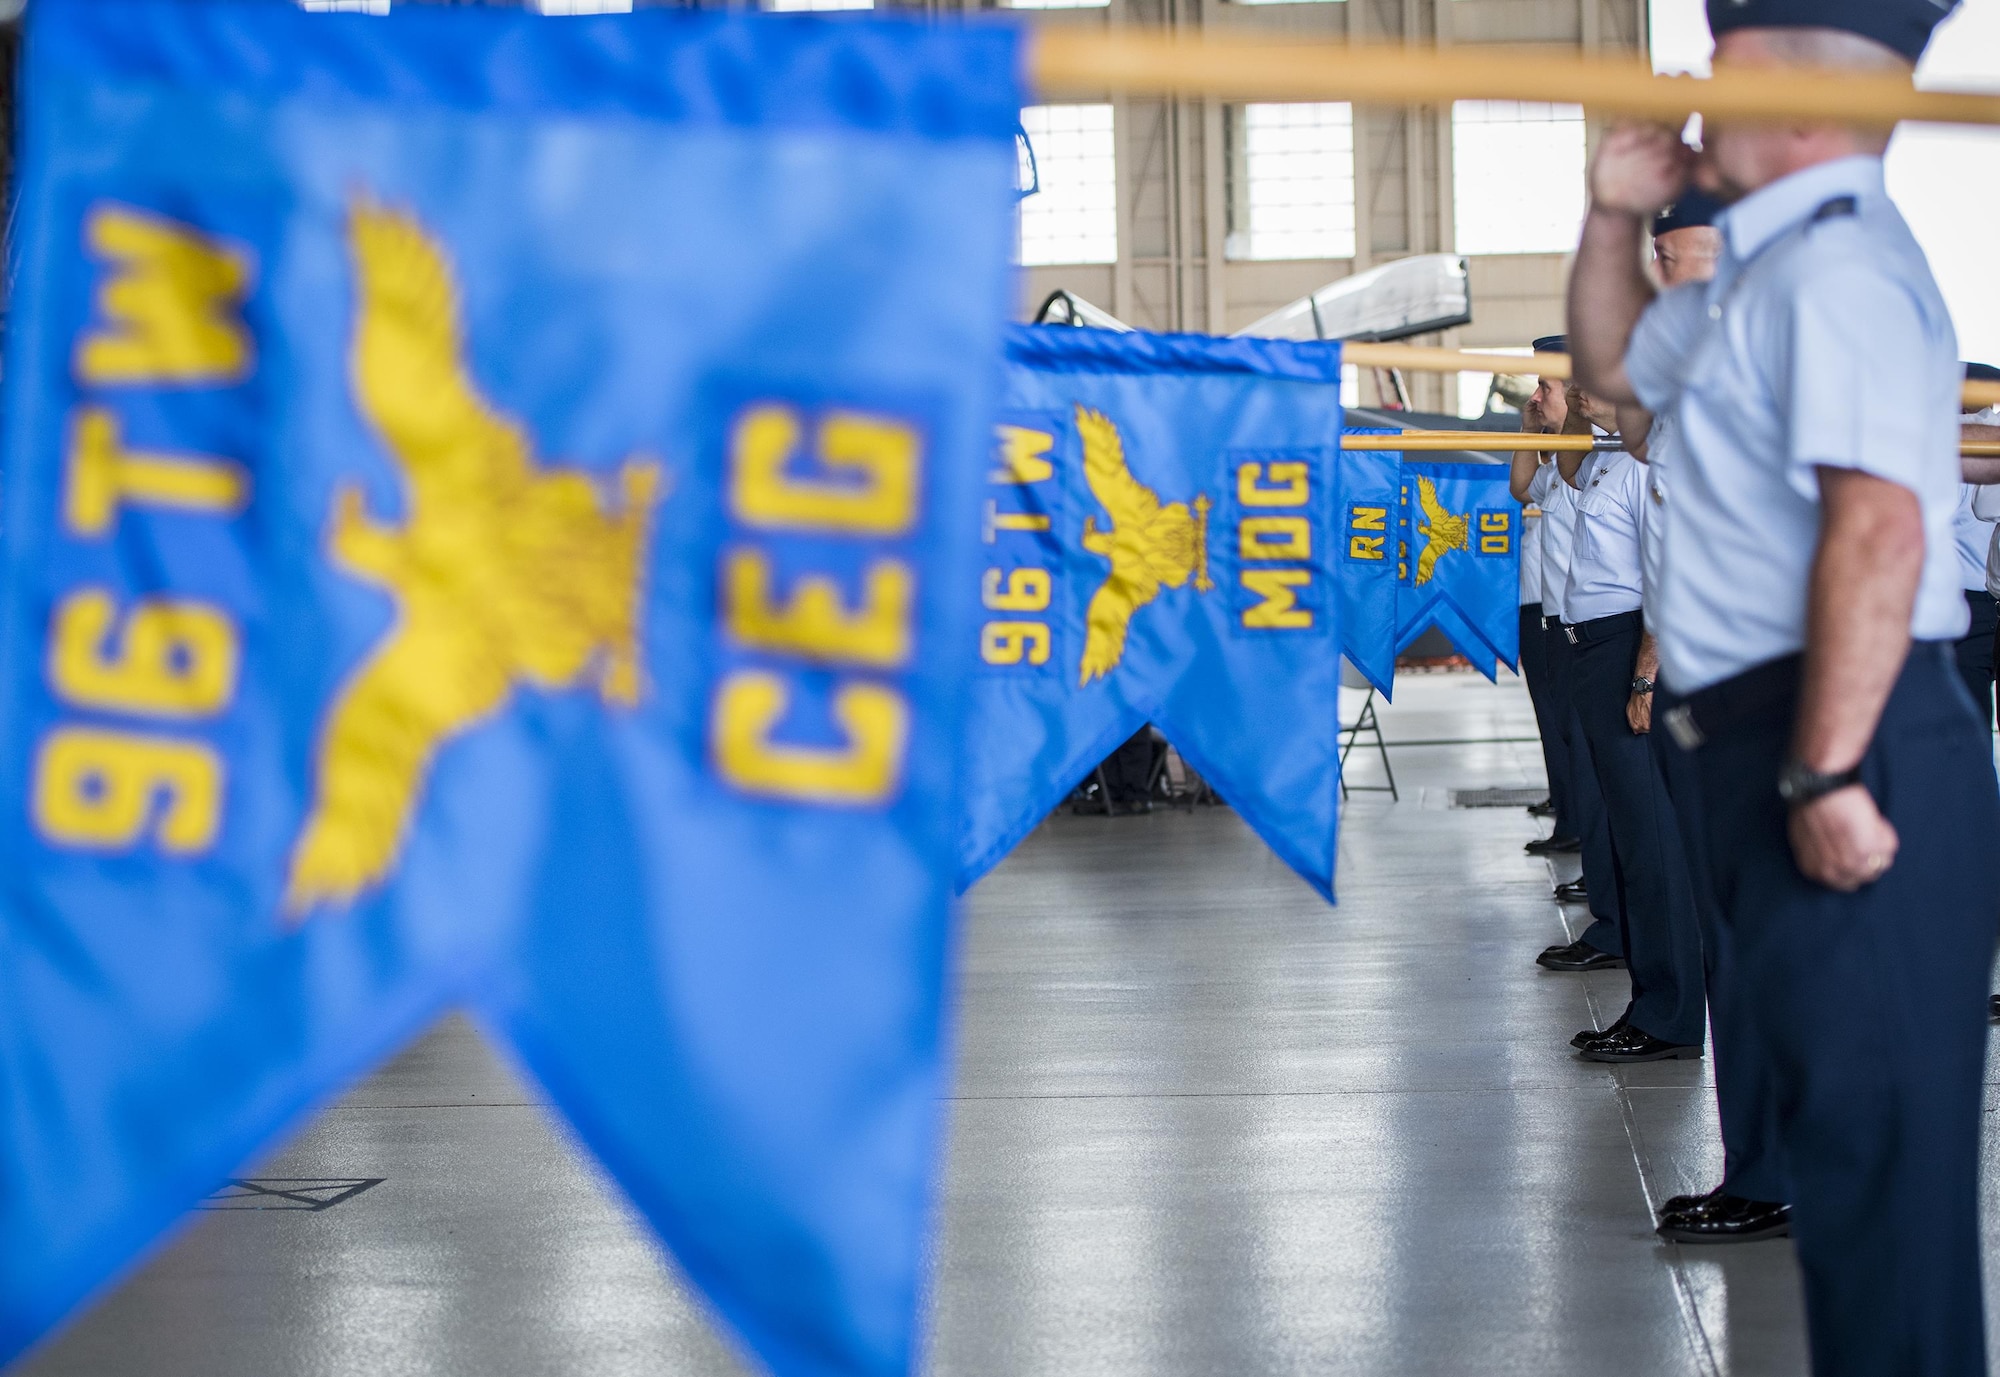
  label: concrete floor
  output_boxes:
[20,671,2000,1376]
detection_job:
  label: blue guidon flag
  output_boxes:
[1334,442,1403,696]
[1395,460,1521,676]
[961,326,1346,900]
[0,4,1019,1374]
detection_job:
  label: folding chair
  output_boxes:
[1339,662,1398,801]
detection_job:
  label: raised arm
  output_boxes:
[1616,404,1655,463]
[1567,125,1694,405]
[1557,396,1596,489]
[1510,393,1549,503]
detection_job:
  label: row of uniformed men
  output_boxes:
[1506,2,2000,1372]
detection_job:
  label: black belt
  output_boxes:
[1662,654,1800,752]
[1563,610,1642,647]
[1664,642,1957,752]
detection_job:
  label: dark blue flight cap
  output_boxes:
[1532,335,1567,355]
[1653,189,1725,237]
[1706,0,1958,64]
[1967,362,2000,383]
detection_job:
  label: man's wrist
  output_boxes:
[1777,758,1865,809]
[1587,201,1648,227]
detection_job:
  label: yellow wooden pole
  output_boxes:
[1340,432,1595,452]
[1338,344,2000,412]
[1342,342,1560,379]
[1028,30,2000,131]
[1341,431,2000,458]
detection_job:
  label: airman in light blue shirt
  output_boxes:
[1563,452,1649,624]
[1567,5,1997,1368]
[1621,154,1967,693]
[1527,461,1579,621]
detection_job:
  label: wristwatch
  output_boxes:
[1776,758,1865,808]
[1629,676,1655,695]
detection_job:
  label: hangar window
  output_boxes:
[1225,102,1356,262]
[1451,101,1587,255]
[765,0,875,10]
[1007,0,1110,9]
[1018,104,1119,267]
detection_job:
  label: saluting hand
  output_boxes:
[1588,124,1695,218]
[1788,787,1899,893]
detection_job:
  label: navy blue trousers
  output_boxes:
[1519,603,1574,836]
[1954,588,1996,730]
[1691,644,2000,1377]
[1569,612,1705,1046]
[1545,618,1622,955]
[1653,686,1787,1204]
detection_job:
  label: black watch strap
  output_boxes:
[1776,759,1864,808]
[1630,676,1655,695]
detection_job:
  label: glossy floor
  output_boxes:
[21,673,1995,1376]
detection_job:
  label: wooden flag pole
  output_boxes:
[1342,431,2000,458]
[1028,30,2000,131]
[1336,344,2000,412]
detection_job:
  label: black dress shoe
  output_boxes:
[1990,994,1999,1022]
[1524,834,1583,856]
[1577,1025,1703,1063]
[1571,1014,1629,1049]
[1658,1185,1723,1216]
[1553,880,1588,903]
[1657,1195,1791,1244]
[1537,940,1627,973]
[1527,798,1556,818]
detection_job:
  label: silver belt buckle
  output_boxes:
[1564,624,1578,645]
[1664,704,1706,751]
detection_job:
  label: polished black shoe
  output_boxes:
[1658,1185,1724,1216]
[1524,834,1583,856]
[1537,940,1627,973]
[1526,798,1556,818]
[1577,1025,1703,1063]
[1990,994,2000,1022]
[1553,880,1588,903]
[1570,1014,1629,1049]
[1657,1194,1791,1244]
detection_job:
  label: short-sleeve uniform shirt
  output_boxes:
[1520,507,1545,607]
[1969,407,2000,595]
[1950,485,1996,593]
[1529,461,1581,622]
[1624,155,1967,693]
[1639,413,1677,633]
[1564,452,1648,623]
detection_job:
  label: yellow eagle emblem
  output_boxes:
[284,202,665,915]
[1075,405,1209,686]
[1411,476,1469,588]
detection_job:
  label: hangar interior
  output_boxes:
[8,2,2000,1377]
[1009,0,1648,413]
